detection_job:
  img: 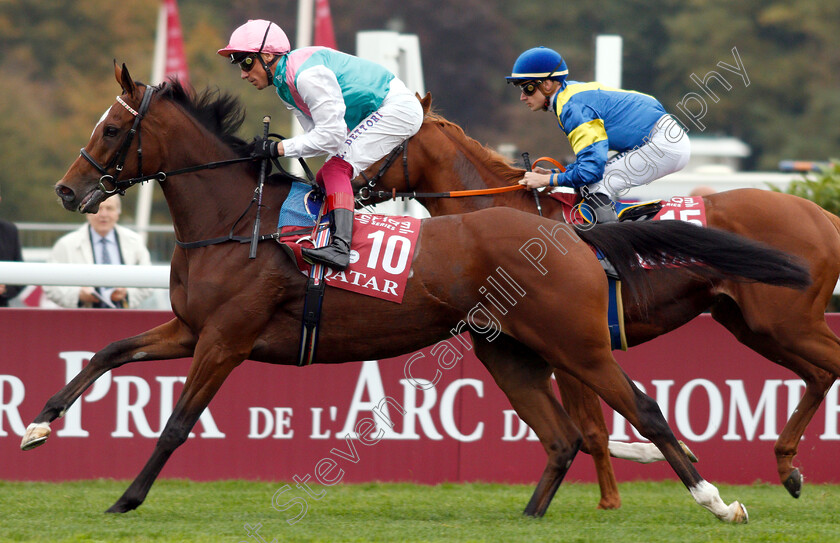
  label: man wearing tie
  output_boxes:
[44,196,152,308]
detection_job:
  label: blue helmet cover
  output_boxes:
[507,46,568,84]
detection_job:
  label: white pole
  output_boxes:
[297,0,314,49]
[288,0,314,176]
[151,4,167,84]
[595,35,622,89]
[0,262,170,288]
[135,2,168,245]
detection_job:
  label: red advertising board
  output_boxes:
[2,308,839,487]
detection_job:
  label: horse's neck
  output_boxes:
[415,123,562,218]
[153,116,257,243]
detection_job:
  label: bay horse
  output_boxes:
[355,93,840,508]
[22,64,808,522]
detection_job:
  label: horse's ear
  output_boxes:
[114,60,137,96]
[417,92,432,114]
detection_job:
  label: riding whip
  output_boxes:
[249,116,271,259]
[522,152,543,217]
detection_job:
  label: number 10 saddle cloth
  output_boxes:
[276,182,421,304]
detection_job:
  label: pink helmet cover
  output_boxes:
[217,19,291,57]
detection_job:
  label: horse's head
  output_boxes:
[56,63,167,213]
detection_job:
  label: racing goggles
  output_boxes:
[519,81,540,96]
[231,53,259,72]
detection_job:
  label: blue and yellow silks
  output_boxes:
[550,81,667,189]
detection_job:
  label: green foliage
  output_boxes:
[771,161,840,216]
[0,0,838,224]
[1,480,840,542]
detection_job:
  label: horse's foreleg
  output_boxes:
[553,370,621,509]
[21,318,195,451]
[106,335,243,513]
[473,335,582,518]
[551,347,748,523]
[712,298,840,498]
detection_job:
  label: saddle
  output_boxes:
[548,192,664,224]
[275,182,422,365]
[549,192,710,278]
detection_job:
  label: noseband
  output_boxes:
[80,85,157,195]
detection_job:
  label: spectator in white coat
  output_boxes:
[44,196,152,308]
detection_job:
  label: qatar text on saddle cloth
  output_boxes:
[277,182,420,303]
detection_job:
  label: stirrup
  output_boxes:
[581,188,618,224]
[302,245,350,270]
[593,205,618,224]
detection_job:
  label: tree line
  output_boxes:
[0,0,837,223]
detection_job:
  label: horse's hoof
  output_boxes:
[596,496,621,510]
[106,500,138,514]
[783,469,802,498]
[678,440,699,463]
[20,422,51,451]
[522,503,547,518]
[729,501,749,524]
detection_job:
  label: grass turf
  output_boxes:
[1,480,839,542]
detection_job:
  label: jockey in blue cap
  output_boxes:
[508,46,690,223]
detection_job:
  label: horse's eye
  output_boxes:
[104,126,119,138]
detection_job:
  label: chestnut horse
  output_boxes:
[355,93,840,508]
[22,65,808,521]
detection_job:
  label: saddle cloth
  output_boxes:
[547,193,709,351]
[277,182,421,304]
[548,193,708,227]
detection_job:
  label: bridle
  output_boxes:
[356,140,409,202]
[79,83,254,195]
[80,85,157,195]
[355,137,529,203]
[78,83,316,250]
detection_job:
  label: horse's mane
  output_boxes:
[423,109,525,185]
[158,80,299,183]
[159,80,250,153]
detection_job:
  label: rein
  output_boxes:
[359,184,526,201]
[355,134,535,203]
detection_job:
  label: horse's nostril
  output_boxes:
[55,184,75,201]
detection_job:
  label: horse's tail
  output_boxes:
[576,221,812,303]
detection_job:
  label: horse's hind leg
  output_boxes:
[553,370,621,509]
[712,296,840,498]
[773,360,835,498]
[473,334,583,518]
[545,342,748,523]
[554,372,697,508]
[106,331,244,513]
[21,318,196,451]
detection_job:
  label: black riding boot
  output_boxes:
[302,208,354,270]
[584,191,618,224]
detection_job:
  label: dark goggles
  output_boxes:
[519,80,540,96]
[230,53,259,72]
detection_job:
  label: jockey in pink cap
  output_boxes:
[219,19,424,270]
